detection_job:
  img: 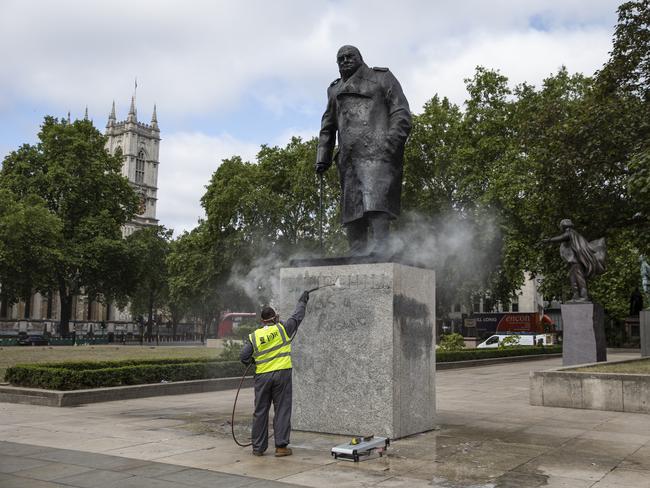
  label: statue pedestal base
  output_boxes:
[280,262,436,439]
[561,302,607,366]
[640,310,650,358]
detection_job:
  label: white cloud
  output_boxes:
[407,27,613,109]
[157,132,259,235]
[0,0,620,117]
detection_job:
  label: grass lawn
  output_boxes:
[0,343,231,382]
[573,358,650,374]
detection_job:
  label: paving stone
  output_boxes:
[0,441,51,457]
[102,476,196,488]
[157,467,258,487]
[11,462,93,481]
[0,473,70,488]
[29,449,147,471]
[592,467,650,487]
[53,468,134,487]
[0,455,51,473]
[121,461,187,478]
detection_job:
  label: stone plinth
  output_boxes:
[561,302,606,366]
[641,310,650,358]
[280,262,435,439]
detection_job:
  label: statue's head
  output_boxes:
[337,45,363,80]
[559,219,574,230]
[261,306,278,324]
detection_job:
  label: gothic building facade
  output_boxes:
[105,97,160,235]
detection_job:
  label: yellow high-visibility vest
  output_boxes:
[249,323,292,374]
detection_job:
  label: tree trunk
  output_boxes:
[146,288,155,342]
[46,292,53,319]
[147,304,154,342]
[0,294,7,318]
[59,292,73,337]
[23,291,31,319]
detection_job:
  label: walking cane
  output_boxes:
[319,173,324,252]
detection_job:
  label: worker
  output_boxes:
[240,290,310,457]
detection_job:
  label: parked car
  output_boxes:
[476,334,553,349]
[17,334,49,346]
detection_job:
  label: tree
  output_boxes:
[598,1,650,254]
[0,117,138,335]
[0,190,61,309]
[167,224,236,342]
[126,225,172,342]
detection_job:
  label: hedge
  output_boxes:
[436,345,562,362]
[5,359,246,390]
[33,357,225,370]
[6,347,562,390]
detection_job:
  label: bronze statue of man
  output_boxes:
[541,219,606,302]
[316,45,412,255]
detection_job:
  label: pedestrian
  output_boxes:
[240,290,310,457]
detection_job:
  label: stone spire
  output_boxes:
[127,96,137,123]
[107,101,116,128]
[84,106,89,120]
[151,104,158,130]
[67,111,71,123]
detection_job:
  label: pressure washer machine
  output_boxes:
[331,436,389,462]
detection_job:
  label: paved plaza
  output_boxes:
[0,352,649,487]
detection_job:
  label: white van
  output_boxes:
[476,334,553,349]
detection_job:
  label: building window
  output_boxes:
[136,150,145,183]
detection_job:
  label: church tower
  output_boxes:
[105,97,160,236]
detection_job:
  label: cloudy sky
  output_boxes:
[0,0,622,234]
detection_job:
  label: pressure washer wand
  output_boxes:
[308,283,335,293]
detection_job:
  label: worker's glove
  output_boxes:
[299,290,310,304]
[315,162,329,174]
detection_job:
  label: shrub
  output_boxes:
[438,333,466,352]
[5,358,246,390]
[436,345,562,362]
[220,339,244,361]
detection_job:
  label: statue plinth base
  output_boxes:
[561,302,607,366]
[640,310,650,358]
[280,262,436,439]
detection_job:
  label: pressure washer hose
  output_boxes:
[230,362,257,447]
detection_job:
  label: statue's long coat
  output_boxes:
[317,63,411,224]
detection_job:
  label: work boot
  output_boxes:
[275,447,292,457]
[252,450,264,456]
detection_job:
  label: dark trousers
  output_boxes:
[252,368,292,453]
[346,211,390,255]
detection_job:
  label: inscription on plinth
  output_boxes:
[280,262,435,439]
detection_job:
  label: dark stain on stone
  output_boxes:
[394,294,433,360]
